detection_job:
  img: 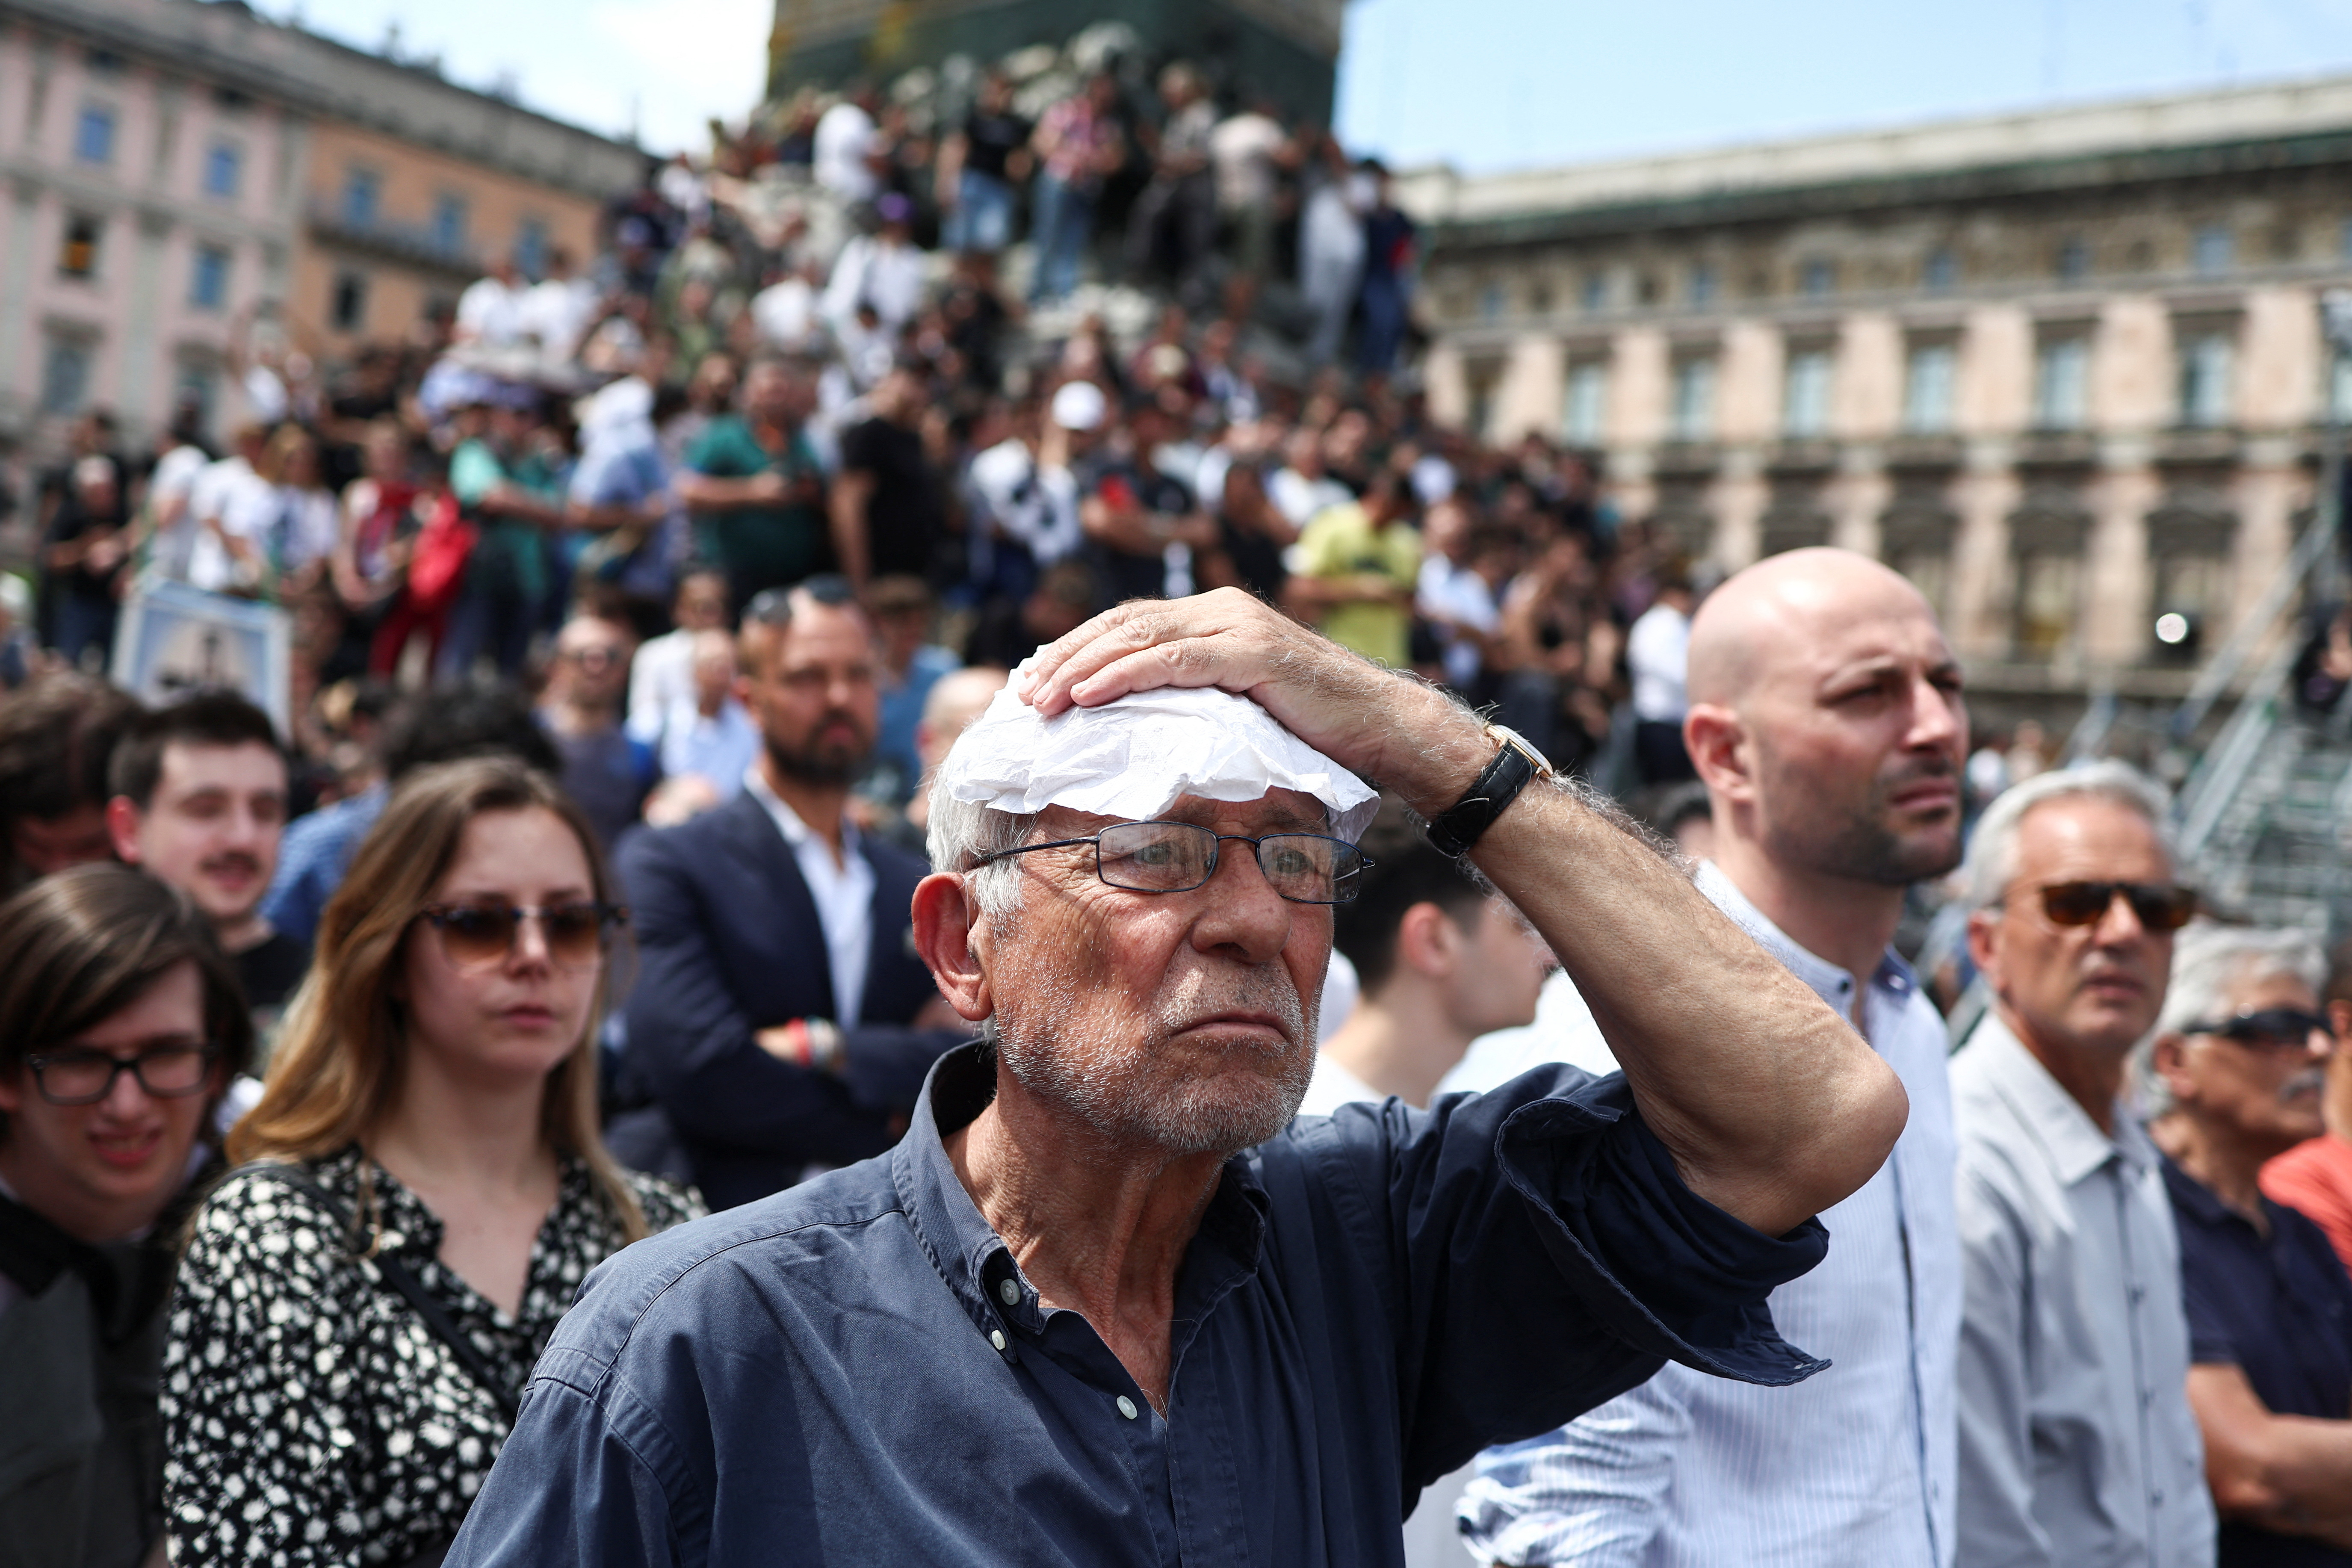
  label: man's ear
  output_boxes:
[1682,704,1752,804]
[913,873,993,1025]
[1393,901,1455,980]
[1965,908,2000,986]
[2149,1034,2195,1106]
[104,796,145,865]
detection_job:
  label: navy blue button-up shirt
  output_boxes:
[2164,1155,2352,1568]
[448,1045,1829,1568]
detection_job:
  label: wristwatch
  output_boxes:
[1424,723,1555,859]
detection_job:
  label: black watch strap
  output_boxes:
[1425,732,1544,859]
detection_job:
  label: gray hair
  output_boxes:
[2132,921,2327,1116]
[1960,761,2177,912]
[924,783,1038,924]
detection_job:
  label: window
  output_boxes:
[2192,224,2234,277]
[189,244,230,310]
[1478,281,1506,320]
[2055,237,2089,282]
[1797,258,1835,298]
[341,167,381,229]
[2013,553,2082,663]
[331,271,368,333]
[515,217,550,280]
[1783,348,1832,438]
[40,336,92,416]
[1904,343,1957,434]
[2178,331,2234,428]
[432,193,468,256]
[1670,356,1717,441]
[1580,272,1607,312]
[172,360,218,436]
[1563,361,1607,446]
[86,49,127,75]
[203,143,241,200]
[1923,247,1959,293]
[58,214,101,280]
[74,105,115,165]
[1687,263,1717,307]
[2033,337,2089,429]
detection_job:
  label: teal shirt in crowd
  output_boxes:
[684,415,830,602]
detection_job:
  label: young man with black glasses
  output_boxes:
[0,863,252,1568]
[1954,761,2215,1567]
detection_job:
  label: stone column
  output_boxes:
[1950,438,2018,661]
[1493,333,1564,443]
[119,209,172,442]
[0,177,44,432]
[2083,442,2159,667]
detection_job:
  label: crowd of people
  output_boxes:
[5,37,2352,1568]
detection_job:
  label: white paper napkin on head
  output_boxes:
[939,685,1380,842]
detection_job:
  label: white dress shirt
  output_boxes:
[1459,861,1962,1568]
[1624,603,1690,722]
[1950,1018,2213,1568]
[743,768,876,1028]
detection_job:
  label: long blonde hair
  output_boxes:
[230,756,649,1242]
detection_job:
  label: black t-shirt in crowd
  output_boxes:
[236,928,312,1013]
[961,111,1033,181]
[1077,455,1194,604]
[839,416,947,583]
[44,487,129,606]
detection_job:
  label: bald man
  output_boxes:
[1460,547,1968,1567]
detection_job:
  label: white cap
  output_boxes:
[940,685,1379,843]
[1049,379,1107,432]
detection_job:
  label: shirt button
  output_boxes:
[998,1279,1021,1306]
[989,1330,1008,1352]
[1116,1396,1138,1420]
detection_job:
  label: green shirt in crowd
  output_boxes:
[1295,501,1424,668]
[685,415,830,604]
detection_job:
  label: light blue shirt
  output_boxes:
[653,698,760,800]
[1950,1016,2213,1568]
[1460,861,1961,1567]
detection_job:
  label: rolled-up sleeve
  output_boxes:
[1289,1064,1829,1491]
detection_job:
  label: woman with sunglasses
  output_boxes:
[0,864,253,1568]
[160,757,700,1568]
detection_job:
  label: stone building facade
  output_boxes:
[0,0,640,460]
[1406,74,2352,701]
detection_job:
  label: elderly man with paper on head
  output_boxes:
[448,590,1908,1568]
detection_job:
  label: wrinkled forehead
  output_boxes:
[1031,788,1334,842]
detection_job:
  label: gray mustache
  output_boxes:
[2281,1068,2328,1103]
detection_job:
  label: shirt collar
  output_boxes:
[1692,860,1919,1014]
[1970,1013,2151,1186]
[2160,1152,2272,1235]
[889,1043,1270,1363]
[743,765,861,859]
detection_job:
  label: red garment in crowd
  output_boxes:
[2260,1131,2352,1276]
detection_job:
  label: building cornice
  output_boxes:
[0,0,644,201]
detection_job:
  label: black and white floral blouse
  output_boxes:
[159,1145,699,1567]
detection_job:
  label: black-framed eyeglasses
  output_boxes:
[419,901,628,973]
[2181,1007,2337,1053]
[976,820,1373,905]
[22,1040,220,1106]
[2012,879,2199,933]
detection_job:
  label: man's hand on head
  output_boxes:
[1015,589,1488,812]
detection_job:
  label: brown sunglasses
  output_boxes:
[2016,880,2198,932]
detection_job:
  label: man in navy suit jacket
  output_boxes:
[618,578,965,1208]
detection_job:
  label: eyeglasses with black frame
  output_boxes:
[2009,879,2199,933]
[2178,1007,2337,1054]
[976,820,1373,905]
[22,1039,220,1106]
[418,901,628,973]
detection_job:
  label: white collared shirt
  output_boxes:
[743,768,876,1028]
[1949,1017,2213,1568]
[1457,860,1962,1568]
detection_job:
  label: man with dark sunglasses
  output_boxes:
[2139,924,2352,1565]
[1953,762,2214,1567]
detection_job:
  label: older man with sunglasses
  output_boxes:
[1953,761,2215,1568]
[2139,925,2352,1566]
[448,589,1906,1568]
